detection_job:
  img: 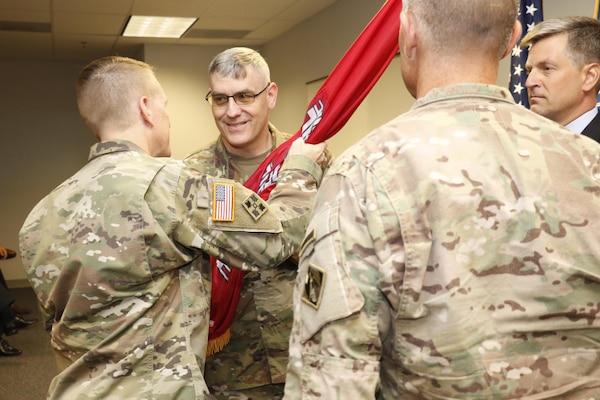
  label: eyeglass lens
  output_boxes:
[206,83,270,107]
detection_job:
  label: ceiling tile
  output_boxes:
[202,0,296,20]
[53,12,127,35]
[0,9,50,22]
[131,0,212,17]
[0,0,48,12]
[53,0,134,14]
[277,0,338,21]
[192,17,265,31]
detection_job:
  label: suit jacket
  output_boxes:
[581,111,600,143]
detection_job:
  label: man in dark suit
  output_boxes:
[582,109,600,142]
[521,16,600,142]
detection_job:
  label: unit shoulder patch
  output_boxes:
[242,193,268,221]
[302,264,326,309]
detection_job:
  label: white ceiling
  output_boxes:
[0,0,341,63]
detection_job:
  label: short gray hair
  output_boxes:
[208,47,271,83]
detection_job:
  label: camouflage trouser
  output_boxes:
[210,383,284,400]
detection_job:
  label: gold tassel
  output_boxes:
[206,328,231,357]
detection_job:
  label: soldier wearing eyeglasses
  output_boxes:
[185,47,329,400]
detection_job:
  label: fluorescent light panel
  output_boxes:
[122,16,197,38]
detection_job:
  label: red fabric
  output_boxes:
[207,257,244,355]
[245,0,402,198]
[208,0,403,349]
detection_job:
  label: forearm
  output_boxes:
[268,155,324,251]
[176,159,322,271]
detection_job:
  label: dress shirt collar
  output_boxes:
[565,108,598,134]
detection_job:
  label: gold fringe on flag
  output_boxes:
[206,328,231,357]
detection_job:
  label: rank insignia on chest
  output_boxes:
[242,193,268,221]
[302,264,326,309]
[212,182,234,222]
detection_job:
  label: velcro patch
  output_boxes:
[299,229,316,257]
[242,193,268,222]
[301,264,326,310]
[212,182,234,222]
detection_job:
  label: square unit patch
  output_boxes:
[301,264,326,310]
[242,193,268,221]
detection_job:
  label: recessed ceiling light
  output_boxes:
[122,16,197,38]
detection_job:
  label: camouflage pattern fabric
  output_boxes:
[19,140,323,400]
[285,84,600,399]
[185,124,303,399]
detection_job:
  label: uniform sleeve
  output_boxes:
[285,166,390,400]
[174,155,323,271]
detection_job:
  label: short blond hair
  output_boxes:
[521,17,600,69]
[76,56,159,137]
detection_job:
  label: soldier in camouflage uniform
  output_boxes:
[18,56,326,400]
[285,0,600,399]
[186,47,329,400]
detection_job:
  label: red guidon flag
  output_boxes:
[208,0,403,356]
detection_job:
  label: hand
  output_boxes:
[0,246,7,259]
[288,138,328,163]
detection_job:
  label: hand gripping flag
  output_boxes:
[207,0,403,356]
[509,0,543,107]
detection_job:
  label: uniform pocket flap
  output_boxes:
[297,204,365,343]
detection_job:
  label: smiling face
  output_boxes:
[525,33,587,126]
[209,66,277,157]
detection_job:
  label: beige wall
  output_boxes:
[0,61,96,285]
[0,0,596,286]
[144,44,231,158]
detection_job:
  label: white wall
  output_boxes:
[0,0,596,286]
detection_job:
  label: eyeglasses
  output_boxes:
[205,83,271,107]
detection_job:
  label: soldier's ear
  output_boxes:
[267,82,278,110]
[399,11,417,61]
[139,96,154,126]
[501,21,522,60]
[582,62,600,93]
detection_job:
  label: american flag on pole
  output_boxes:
[213,182,234,222]
[509,0,543,108]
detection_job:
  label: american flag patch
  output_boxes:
[212,182,234,222]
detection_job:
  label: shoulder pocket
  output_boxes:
[297,202,364,343]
